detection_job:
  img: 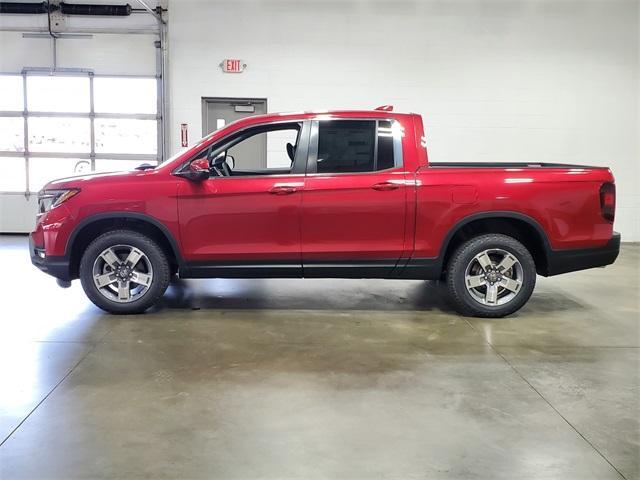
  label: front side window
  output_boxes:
[226,124,300,171]
[194,122,302,177]
[315,120,400,174]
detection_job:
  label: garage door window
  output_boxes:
[28,158,87,192]
[0,76,24,111]
[26,76,90,113]
[0,117,24,152]
[28,117,91,153]
[0,73,160,193]
[94,118,157,155]
[94,77,157,114]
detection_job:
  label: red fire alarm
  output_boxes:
[180,123,188,147]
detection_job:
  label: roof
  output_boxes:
[209,109,412,138]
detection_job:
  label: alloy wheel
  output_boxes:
[92,244,153,303]
[464,248,523,306]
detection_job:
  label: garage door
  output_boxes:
[0,72,160,195]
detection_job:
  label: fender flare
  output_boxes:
[439,210,552,258]
[399,211,552,279]
[65,212,185,265]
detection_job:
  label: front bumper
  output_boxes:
[544,232,621,276]
[29,234,72,281]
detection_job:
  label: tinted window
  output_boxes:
[317,120,375,173]
[316,120,397,174]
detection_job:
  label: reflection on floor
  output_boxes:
[0,234,638,479]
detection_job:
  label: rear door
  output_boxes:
[301,119,407,277]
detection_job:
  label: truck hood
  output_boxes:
[42,169,156,190]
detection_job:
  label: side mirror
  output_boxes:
[180,157,210,181]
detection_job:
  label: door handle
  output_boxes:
[371,182,400,191]
[269,186,297,195]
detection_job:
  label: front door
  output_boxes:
[301,119,407,277]
[178,120,309,277]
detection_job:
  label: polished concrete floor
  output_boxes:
[0,234,638,480]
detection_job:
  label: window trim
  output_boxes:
[306,118,404,176]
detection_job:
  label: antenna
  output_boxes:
[375,105,394,111]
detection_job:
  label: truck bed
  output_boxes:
[428,162,607,169]
[414,160,615,258]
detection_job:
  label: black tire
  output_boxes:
[446,234,536,318]
[79,230,171,314]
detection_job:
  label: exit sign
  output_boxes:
[220,59,246,73]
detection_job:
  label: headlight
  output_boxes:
[37,188,80,216]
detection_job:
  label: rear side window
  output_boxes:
[317,120,375,173]
[316,120,400,174]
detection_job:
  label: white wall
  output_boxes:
[168,0,639,241]
[0,11,159,233]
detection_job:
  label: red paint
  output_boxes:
[178,175,304,261]
[31,110,616,273]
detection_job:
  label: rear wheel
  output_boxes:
[79,230,170,314]
[446,234,536,317]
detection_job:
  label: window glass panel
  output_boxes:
[0,117,24,152]
[94,77,157,114]
[95,118,157,154]
[95,159,157,173]
[29,158,87,191]
[377,120,395,170]
[0,157,26,192]
[317,120,375,173]
[27,76,90,113]
[0,76,24,111]
[267,128,299,168]
[28,117,91,153]
[225,124,300,171]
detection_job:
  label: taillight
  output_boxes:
[599,182,615,223]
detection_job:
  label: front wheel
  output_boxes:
[79,230,171,314]
[446,234,536,317]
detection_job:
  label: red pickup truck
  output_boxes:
[30,108,620,317]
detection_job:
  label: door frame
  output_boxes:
[201,97,268,136]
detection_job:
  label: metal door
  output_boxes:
[202,97,267,169]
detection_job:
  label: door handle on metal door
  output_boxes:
[371,182,400,191]
[269,186,297,195]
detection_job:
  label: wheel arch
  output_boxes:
[66,212,183,280]
[441,211,551,275]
